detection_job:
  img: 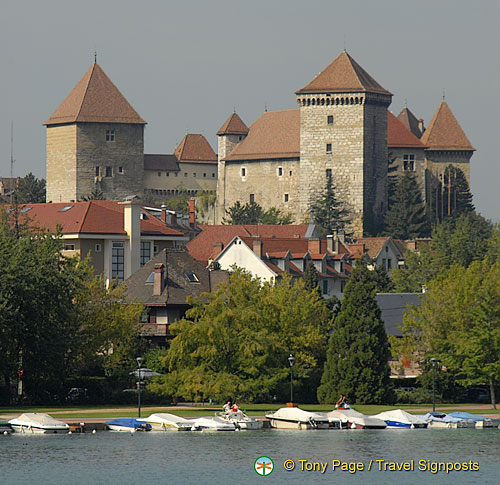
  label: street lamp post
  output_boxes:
[430,357,438,413]
[288,354,295,404]
[136,357,143,418]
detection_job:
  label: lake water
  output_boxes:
[1,428,499,484]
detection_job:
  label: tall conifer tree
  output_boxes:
[317,261,393,404]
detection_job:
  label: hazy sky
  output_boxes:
[2,0,499,220]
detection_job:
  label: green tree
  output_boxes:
[317,261,393,404]
[398,260,500,408]
[148,271,330,403]
[390,247,439,293]
[81,188,105,201]
[223,201,292,225]
[14,173,46,203]
[384,171,430,239]
[486,224,500,262]
[309,173,352,238]
[304,260,320,293]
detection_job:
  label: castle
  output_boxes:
[45,52,474,237]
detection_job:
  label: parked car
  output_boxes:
[66,387,88,403]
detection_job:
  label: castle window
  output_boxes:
[212,173,215,177]
[106,130,115,142]
[105,167,113,177]
[166,172,170,176]
[278,167,283,177]
[175,172,178,177]
[403,154,415,171]
[157,171,161,177]
[284,193,289,203]
[241,167,246,177]
[326,143,332,154]
[289,170,293,176]
[118,166,124,174]
[193,173,197,178]
[95,166,100,176]
[327,115,334,125]
[203,173,206,178]
[326,169,332,178]
[249,194,255,204]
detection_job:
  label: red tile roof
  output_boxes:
[353,237,390,258]
[421,102,474,151]
[186,224,310,264]
[174,134,217,164]
[397,107,422,138]
[217,112,249,136]
[13,201,183,236]
[224,110,300,161]
[387,111,425,149]
[296,51,392,96]
[45,63,146,126]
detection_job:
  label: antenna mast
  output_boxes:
[10,121,15,204]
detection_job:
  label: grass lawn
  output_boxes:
[1,403,498,419]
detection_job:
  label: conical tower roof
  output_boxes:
[421,102,474,151]
[296,51,392,96]
[174,134,217,164]
[387,111,425,148]
[217,112,249,136]
[44,63,146,125]
[397,107,422,138]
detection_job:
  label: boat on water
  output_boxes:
[137,413,194,431]
[327,409,386,429]
[416,412,474,429]
[106,418,152,432]
[265,407,331,430]
[189,416,236,431]
[447,411,500,428]
[0,421,13,434]
[9,413,69,434]
[216,411,263,430]
[372,409,427,429]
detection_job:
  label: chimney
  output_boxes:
[161,204,167,224]
[308,238,320,254]
[326,234,334,254]
[189,198,196,227]
[119,197,141,279]
[213,242,223,258]
[253,240,263,258]
[153,262,165,296]
[418,118,425,136]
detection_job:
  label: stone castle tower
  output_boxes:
[295,51,392,235]
[45,62,146,203]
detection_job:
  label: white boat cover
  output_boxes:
[189,416,236,431]
[373,409,427,426]
[267,407,329,423]
[9,413,69,430]
[327,409,386,428]
[138,413,193,428]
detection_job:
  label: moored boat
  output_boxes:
[189,416,236,431]
[216,411,263,430]
[327,409,386,429]
[106,418,152,432]
[416,412,473,429]
[137,413,194,431]
[0,421,13,434]
[372,409,427,428]
[265,407,330,430]
[9,413,69,434]
[447,411,500,428]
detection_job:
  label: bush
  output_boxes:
[395,388,439,404]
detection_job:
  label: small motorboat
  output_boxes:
[416,412,473,429]
[0,421,13,434]
[372,409,428,429]
[189,416,236,431]
[447,411,500,428]
[137,413,194,431]
[216,410,263,430]
[265,407,330,430]
[9,413,69,434]
[106,418,152,432]
[327,409,386,429]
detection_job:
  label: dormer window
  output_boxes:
[106,130,115,142]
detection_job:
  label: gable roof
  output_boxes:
[124,249,217,306]
[144,154,180,172]
[45,63,146,126]
[174,134,217,164]
[421,102,474,151]
[296,51,392,96]
[12,200,183,237]
[397,107,422,138]
[225,109,300,161]
[354,237,391,258]
[217,112,249,136]
[186,224,311,265]
[387,111,425,149]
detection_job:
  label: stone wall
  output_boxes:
[46,125,77,202]
[76,123,144,201]
[424,150,472,185]
[390,147,426,201]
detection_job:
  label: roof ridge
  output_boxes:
[75,63,95,122]
[78,200,93,233]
